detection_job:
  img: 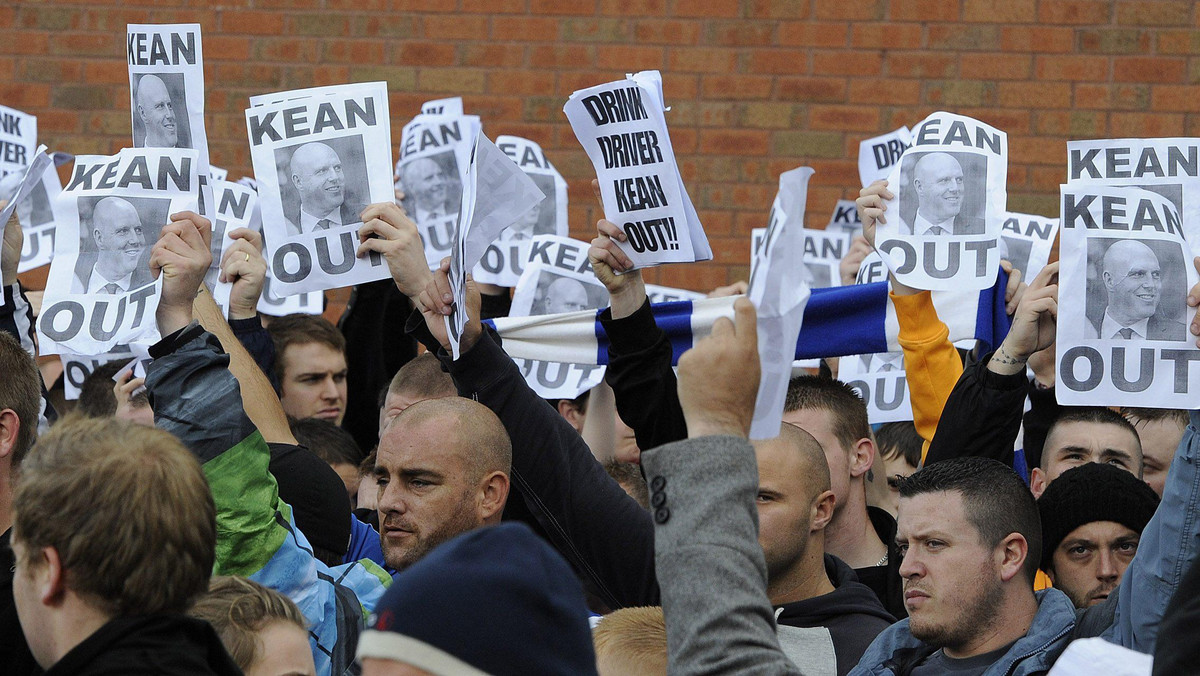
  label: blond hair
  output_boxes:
[13,415,215,616]
[593,606,667,675]
[189,576,308,670]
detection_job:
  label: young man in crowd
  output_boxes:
[376,352,455,436]
[188,576,316,676]
[267,313,349,425]
[1121,407,1189,496]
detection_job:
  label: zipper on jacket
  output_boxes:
[1001,624,1072,676]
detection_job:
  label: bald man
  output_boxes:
[903,152,984,236]
[284,142,365,236]
[542,277,592,315]
[72,196,152,294]
[1093,240,1185,341]
[373,397,511,571]
[400,157,454,224]
[135,74,179,148]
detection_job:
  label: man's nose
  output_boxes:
[1096,550,1120,582]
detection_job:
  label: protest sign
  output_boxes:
[245,82,394,295]
[443,133,545,358]
[839,351,914,424]
[748,168,814,439]
[564,70,710,269]
[509,236,609,398]
[127,24,208,170]
[874,112,1006,291]
[37,148,199,354]
[0,104,36,178]
[0,107,58,274]
[208,165,228,181]
[828,198,862,236]
[258,277,322,316]
[422,97,463,116]
[1068,138,1200,228]
[204,179,259,314]
[17,165,60,273]
[1056,184,1199,408]
[472,135,568,287]
[397,108,481,271]
[859,126,912,188]
[0,146,56,283]
[60,344,152,401]
[1000,211,1058,281]
[645,283,704,304]
[752,227,844,289]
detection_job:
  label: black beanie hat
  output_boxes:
[1037,463,1159,572]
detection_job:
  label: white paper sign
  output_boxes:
[0,105,37,176]
[258,276,322,317]
[208,165,228,181]
[205,179,259,315]
[245,82,394,296]
[564,70,710,269]
[60,343,152,401]
[1067,138,1200,229]
[875,112,1006,291]
[421,97,463,117]
[0,145,54,243]
[509,235,609,398]
[645,284,704,304]
[1000,211,1058,281]
[397,109,481,271]
[839,352,914,423]
[859,126,912,188]
[472,135,569,287]
[828,198,862,236]
[127,24,209,171]
[1056,183,1200,408]
[748,168,814,439]
[38,148,200,354]
[444,133,545,358]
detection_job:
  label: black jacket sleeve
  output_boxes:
[924,350,1027,467]
[1153,555,1200,675]
[229,315,277,388]
[600,299,687,451]
[408,313,659,610]
[1021,383,1060,472]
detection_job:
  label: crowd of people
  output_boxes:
[0,90,1198,676]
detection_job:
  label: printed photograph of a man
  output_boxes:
[276,139,368,237]
[132,73,190,149]
[1088,239,1187,342]
[71,196,156,295]
[399,153,461,225]
[898,151,986,236]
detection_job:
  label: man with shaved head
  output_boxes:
[903,152,983,236]
[400,157,454,224]
[1093,239,1184,341]
[72,196,152,294]
[284,142,365,236]
[135,74,179,148]
[542,276,592,315]
[373,397,511,571]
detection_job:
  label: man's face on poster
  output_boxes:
[136,75,178,148]
[290,142,345,217]
[92,197,145,278]
[544,277,589,314]
[913,153,964,224]
[510,200,541,237]
[1102,241,1162,324]
[405,158,449,213]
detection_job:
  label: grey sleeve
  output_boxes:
[641,435,802,676]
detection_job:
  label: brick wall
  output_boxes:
[4,0,1200,297]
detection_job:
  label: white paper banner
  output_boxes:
[60,343,152,401]
[839,352,914,423]
[875,112,1006,291]
[564,70,710,269]
[205,179,259,315]
[1000,211,1059,282]
[1056,183,1200,408]
[859,126,912,188]
[472,135,569,287]
[246,82,394,295]
[0,104,37,177]
[645,283,704,304]
[38,148,200,354]
[828,198,862,236]
[127,24,209,171]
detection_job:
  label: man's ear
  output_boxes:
[1029,467,1048,499]
[479,471,509,523]
[849,437,876,479]
[996,533,1029,583]
[810,490,836,533]
[0,409,20,461]
[26,545,67,607]
[556,400,584,433]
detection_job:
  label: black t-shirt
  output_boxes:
[910,641,1017,675]
[0,528,42,674]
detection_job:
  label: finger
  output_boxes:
[591,178,602,208]
[433,269,452,305]
[356,237,386,260]
[1029,261,1059,291]
[417,288,438,316]
[597,219,626,242]
[358,217,399,244]
[1000,259,1013,274]
[1188,256,1200,308]
[173,219,208,253]
[589,247,629,274]
[426,277,452,314]
[596,238,633,270]
[710,315,734,340]
[731,296,758,346]
[170,211,212,246]
[228,227,263,251]
[125,377,146,393]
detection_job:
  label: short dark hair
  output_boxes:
[1046,407,1143,472]
[784,376,872,452]
[291,417,364,467]
[604,460,648,509]
[267,314,346,383]
[1121,407,1189,430]
[898,457,1042,585]
[77,359,151,419]
[877,421,923,469]
[0,332,41,466]
[379,353,455,407]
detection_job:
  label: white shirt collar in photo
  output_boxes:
[86,270,133,295]
[1100,311,1150,340]
[416,206,452,224]
[913,212,954,236]
[300,207,342,234]
[874,352,904,372]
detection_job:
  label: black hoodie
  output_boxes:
[43,614,240,676]
[774,554,897,676]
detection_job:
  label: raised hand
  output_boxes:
[219,227,267,320]
[357,202,432,301]
[150,210,212,335]
[677,297,761,439]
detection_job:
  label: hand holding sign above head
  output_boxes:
[839,235,872,287]
[417,256,482,354]
[989,261,1058,376]
[1189,255,1200,348]
[677,297,760,440]
[150,210,212,335]
[588,177,645,319]
[856,179,925,297]
[219,227,267,321]
[1,204,22,287]
[357,201,432,301]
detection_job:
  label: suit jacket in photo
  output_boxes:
[284,196,367,237]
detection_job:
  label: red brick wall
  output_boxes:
[4,0,1200,296]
